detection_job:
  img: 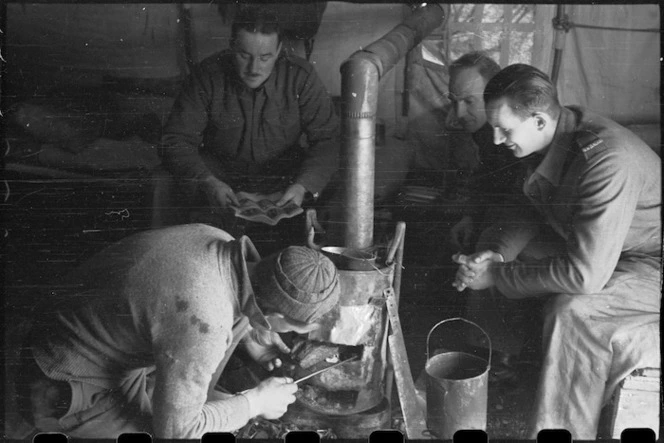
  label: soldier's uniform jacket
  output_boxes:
[485,106,661,298]
[160,51,339,196]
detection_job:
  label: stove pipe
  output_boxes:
[339,4,445,250]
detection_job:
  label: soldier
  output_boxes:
[159,6,338,233]
[16,224,340,438]
[445,52,528,381]
[453,64,661,439]
[446,51,525,252]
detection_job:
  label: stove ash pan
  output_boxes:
[289,266,394,415]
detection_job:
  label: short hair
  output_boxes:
[449,51,501,83]
[483,63,561,119]
[231,7,282,46]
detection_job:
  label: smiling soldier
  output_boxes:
[452,64,661,439]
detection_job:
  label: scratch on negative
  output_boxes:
[105,208,130,220]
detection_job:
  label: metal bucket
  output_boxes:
[425,318,491,439]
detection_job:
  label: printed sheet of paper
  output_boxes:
[232,192,303,226]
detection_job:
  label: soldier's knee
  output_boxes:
[543,293,590,325]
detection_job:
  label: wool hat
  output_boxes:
[255,246,340,323]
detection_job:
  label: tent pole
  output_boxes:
[551,5,570,86]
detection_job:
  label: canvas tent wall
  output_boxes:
[555,5,660,152]
[3,3,660,159]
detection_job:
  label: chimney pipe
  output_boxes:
[339,4,446,250]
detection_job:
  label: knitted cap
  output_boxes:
[255,246,340,323]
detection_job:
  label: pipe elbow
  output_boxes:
[341,51,382,77]
[337,2,446,250]
[340,3,446,80]
[340,54,381,118]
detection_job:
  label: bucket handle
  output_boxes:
[426,317,492,366]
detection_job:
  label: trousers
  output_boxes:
[465,229,660,439]
[528,259,661,439]
[18,317,252,438]
[16,348,155,438]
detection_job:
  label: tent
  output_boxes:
[3,3,659,194]
[2,2,661,440]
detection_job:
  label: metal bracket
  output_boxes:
[384,287,430,439]
[552,14,573,32]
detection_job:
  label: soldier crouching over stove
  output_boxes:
[15,223,340,439]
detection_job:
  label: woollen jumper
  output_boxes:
[30,224,270,438]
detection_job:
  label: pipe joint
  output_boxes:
[552,14,572,32]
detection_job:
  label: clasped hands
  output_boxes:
[203,176,307,209]
[452,250,504,292]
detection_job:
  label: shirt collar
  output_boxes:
[231,236,271,330]
[530,107,577,186]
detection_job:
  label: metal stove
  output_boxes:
[281,248,396,437]
[280,3,446,437]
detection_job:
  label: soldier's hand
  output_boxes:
[276,183,306,207]
[202,177,239,209]
[451,250,503,291]
[449,215,474,250]
[244,328,291,371]
[243,377,297,419]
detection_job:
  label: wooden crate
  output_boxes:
[601,368,661,440]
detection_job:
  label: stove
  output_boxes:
[280,251,396,436]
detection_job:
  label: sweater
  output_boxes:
[31,224,270,438]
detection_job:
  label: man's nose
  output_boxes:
[248,57,259,73]
[455,101,466,118]
[493,128,506,145]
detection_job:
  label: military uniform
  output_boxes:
[479,106,661,439]
[160,51,339,197]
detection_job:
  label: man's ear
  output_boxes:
[533,113,547,130]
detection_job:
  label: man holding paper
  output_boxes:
[160,6,339,219]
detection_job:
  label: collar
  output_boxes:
[231,236,271,330]
[530,107,577,186]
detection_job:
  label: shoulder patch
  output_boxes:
[575,130,605,158]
